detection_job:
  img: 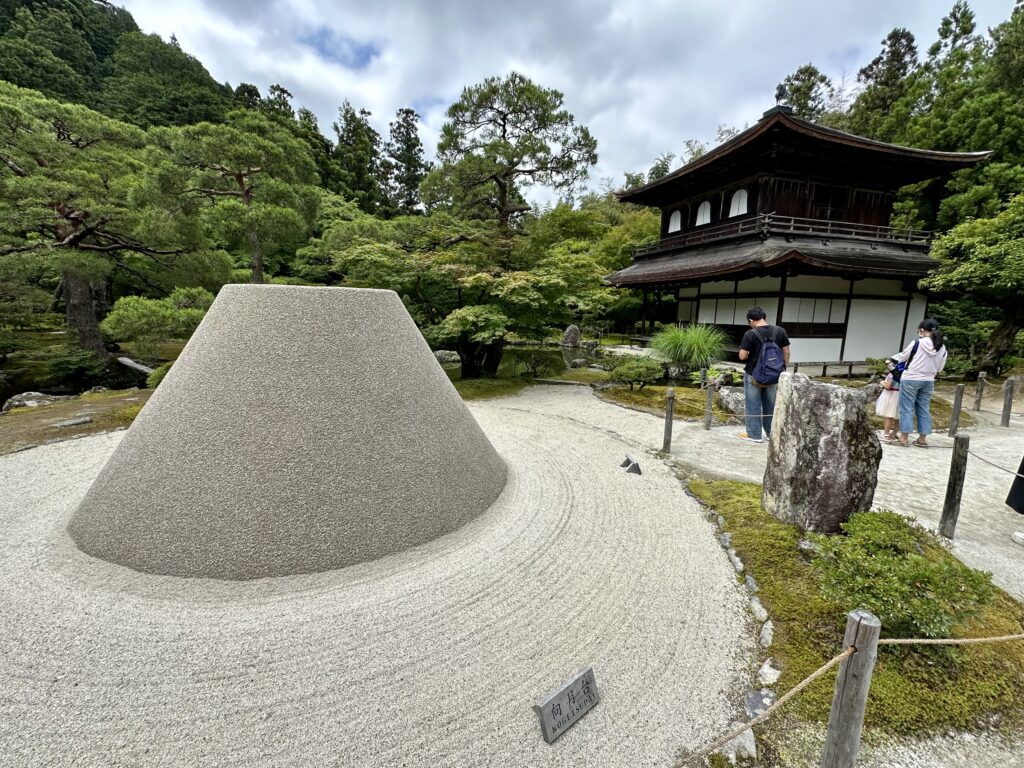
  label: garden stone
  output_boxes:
[51,417,92,429]
[570,359,588,369]
[745,575,759,593]
[717,386,745,417]
[727,549,744,573]
[559,324,581,347]
[763,374,882,534]
[3,392,71,412]
[719,532,732,548]
[797,538,820,555]
[434,350,461,366]
[757,659,782,686]
[744,688,775,718]
[749,596,768,623]
[759,620,774,648]
[716,723,757,764]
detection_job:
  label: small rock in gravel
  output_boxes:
[717,515,725,529]
[51,417,92,429]
[717,722,757,763]
[750,596,768,623]
[745,575,759,593]
[719,532,732,548]
[759,620,774,648]
[727,548,744,573]
[744,688,775,718]
[757,659,782,686]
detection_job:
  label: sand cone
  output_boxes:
[68,285,507,579]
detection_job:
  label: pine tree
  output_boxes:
[384,107,430,215]
[332,101,387,215]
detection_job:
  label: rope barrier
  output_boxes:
[878,632,1024,647]
[966,449,1024,480]
[672,646,856,767]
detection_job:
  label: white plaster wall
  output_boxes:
[787,338,843,363]
[854,279,906,297]
[697,300,716,324]
[785,276,849,293]
[679,287,699,298]
[736,276,782,293]
[845,299,909,360]
[702,279,735,295]
[901,293,929,348]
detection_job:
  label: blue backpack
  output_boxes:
[751,326,786,386]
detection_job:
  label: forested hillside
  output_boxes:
[0,0,1022,399]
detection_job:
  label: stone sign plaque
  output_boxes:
[532,667,599,743]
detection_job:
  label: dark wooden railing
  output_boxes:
[633,214,931,259]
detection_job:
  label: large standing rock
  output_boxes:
[762,373,882,533]
[560,324,581,348]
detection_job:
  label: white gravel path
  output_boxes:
[0,400,752,767]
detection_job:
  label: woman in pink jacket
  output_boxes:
[894,318,948,448]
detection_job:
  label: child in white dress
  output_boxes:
[875,357,901,441]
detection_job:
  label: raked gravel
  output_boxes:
[0,398,753,767]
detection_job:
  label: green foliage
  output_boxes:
[146,361,172,389]
[430,71,598,229]
[814,511,995,639]
[610,357,664,390]
[775,63,834,120]
[649,324,728,371]
[689,480,1024,735]
[384,107,430,216]
[100,288,213,356]
[98,32,230,127]
[333,100,387,215]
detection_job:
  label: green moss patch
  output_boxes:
[689,479,1024,735]
[599,384,730,423]
[453,377,530,400]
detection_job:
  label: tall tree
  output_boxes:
[259,83,295,124]
[775,63,835,121]
[424,72,598,231]
[150,110,320,283]
[232,83,262,110]
[332,101,387,215]
[98,32,230,127]
[991,0,1024,94]
[0,82,198,356]
[848,28,918,138]
[647,152,675,182]
[923,194,1024,375]
[384,107,429,215]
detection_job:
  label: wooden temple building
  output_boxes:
[609,106,990,364]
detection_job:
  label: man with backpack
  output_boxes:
[737,306,791,443]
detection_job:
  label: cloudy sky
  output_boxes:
[121,0,1013,201]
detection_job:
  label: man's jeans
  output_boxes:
[744,373,777,440]
[899,379,935,436]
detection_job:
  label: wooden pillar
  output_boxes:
[838,279,855,362]
[776,274,788,326]
[641,290,648,336]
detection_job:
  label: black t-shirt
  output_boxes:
[739,324,791,374]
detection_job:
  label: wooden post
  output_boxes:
[700,367,707,387]
[1001,380,1015,428]
[973,372,986,411]
[703,382,714,431]
[847,363,853,379]
[662,387,675,453]
[940,434,970,539]
[947,384,965,437]
[820,610,881,768]
[793,363,800,374]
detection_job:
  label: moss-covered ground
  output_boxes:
[688,479,1024,737]
[0,388,151,454]
[599,383,731,423]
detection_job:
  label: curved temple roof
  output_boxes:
[619,106,992,208]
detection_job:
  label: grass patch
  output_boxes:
[452,377,530,400]
[688,479,1024,735]
[599,384,730,423]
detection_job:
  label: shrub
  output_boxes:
[813,511,995,639]
[146,362,173,389]
[649,324,728,373]
[610,357,664,390]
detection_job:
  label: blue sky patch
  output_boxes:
[299,26,379,69]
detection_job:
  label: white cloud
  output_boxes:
[120,0,1013,203]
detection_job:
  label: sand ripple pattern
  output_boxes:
[0,402,751,767]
